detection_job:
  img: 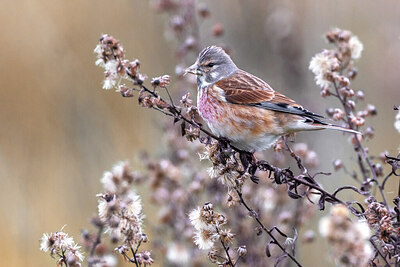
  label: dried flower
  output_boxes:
[319,205,372,266]
[366,104,377,116]
[166,242,190,265]
[351,116,365,127]
[293,143,308,157]
[212,23,224,37]
[349,35,364,59]
[332,108,345,121]
[309,50,340,88]
[320,87,331,97]
[333,159,343,171]
[395,110,400,133]
[219,229,235,244]
[198,3,210,18]
[194,229,216,250]
[126,59,140,78]
[40,227,84,266]
[339,87,354,98]
[189,207,213,231]
[356,90,365,100]
[136,251,154,266]
[237,246,247,257]
[185,125,200,141]
[151,75,171,88]
[170,16,184,33]
[226,191,240,208]
[303,230,315,243]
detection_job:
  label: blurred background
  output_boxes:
[1,0,400,266]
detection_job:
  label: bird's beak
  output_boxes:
[184,63,201,76]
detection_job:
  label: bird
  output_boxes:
[185,46,358,152]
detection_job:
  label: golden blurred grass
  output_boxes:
[0,0,399,266]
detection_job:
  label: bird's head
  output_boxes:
[185,46,238,89]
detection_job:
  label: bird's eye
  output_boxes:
[207,63,215,68]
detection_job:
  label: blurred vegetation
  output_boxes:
[1,0,399,266]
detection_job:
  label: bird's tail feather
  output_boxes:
[317,123,361,135]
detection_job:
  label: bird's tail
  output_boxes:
[317,123,361,135]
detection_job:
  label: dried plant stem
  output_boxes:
[122,250,139,266]
[370,238,391,267]
[215,227,234,266]
[283,136,310,177]
[140,84,367,216]
[235,189,303,267]
[88,225,103,267]
[332,82,389,208]
[130,246,139,267]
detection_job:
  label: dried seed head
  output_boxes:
[208,249,218,263]
[356,90,365,100]
[333,159,343,171]
[348,68,358,80]
[364,127,374,139]
[151,75,171,88]
[326,108,335,117]
[126,59,140,78]
[373,163,384,177]
[184,36,197,50]
[367,104,377,116]
[171,16,184,32]
[219,229,235,244]
[320,87,331,97]
[303,230,315,243]
[293,143,308,157]
[237,246,247,257]
[198,3,210,18]
[203,202,214,211]
[332,108,345,121]
[339,87,354,98]
[212,23,224,37]
[347,100,356,110]
[351,116,365,127]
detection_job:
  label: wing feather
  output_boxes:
[216,69,299,106]
[216,69,324,120]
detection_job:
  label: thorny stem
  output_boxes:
[215,226,234,266]
[235,189,303,267]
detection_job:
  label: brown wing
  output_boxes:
[216,69,301,107]
[216,69,325,120]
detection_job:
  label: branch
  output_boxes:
[215,227,234,266]
[235,189,303,267]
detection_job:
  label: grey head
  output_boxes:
[185,46,238,89]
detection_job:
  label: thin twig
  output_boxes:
[235,189,303,267]
[122,250,139,266]
[88,225,103,267]
[215,226,234,266]
[332,81,389,208]
[370,238,391,267]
